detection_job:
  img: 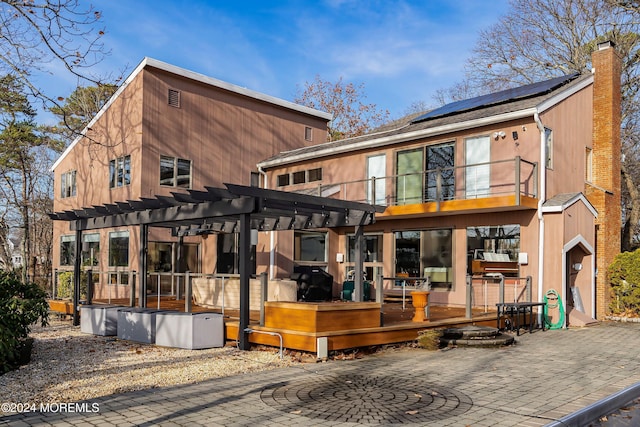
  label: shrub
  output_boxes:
[0,271,49,373]
[56,271,87,300]
[608,248,640,315]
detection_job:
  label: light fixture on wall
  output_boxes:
[572,263,583,271]
[493,131,506,140]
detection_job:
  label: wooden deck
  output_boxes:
[89,297,498,354]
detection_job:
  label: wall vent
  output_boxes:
[168,89,181,107]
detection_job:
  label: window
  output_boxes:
[396,142,455,204]
[367,154,386,205]
[394,229,453,290]
[109,155,131,188]
[305,126,312,141]
[545,128,553,169]
[168,89,181,107]
[215,234,255,275]
[82,233,100,266]
[277,173,290,187]
[160,155,192,188]
[61,170,76,198]
[108,231,129,267]
[294,231,327,264]
[60,235,75,266]
[308,168,322,182]
[467,225,520,277]
[585,147,593,182]
[292,171,306,184]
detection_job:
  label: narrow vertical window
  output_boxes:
[60,170,76,198]
[545,128,553,169]
[304,126,312,141]
[585,147,593,182]
[109,155,131,188]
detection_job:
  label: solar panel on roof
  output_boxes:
[412,72,580,124]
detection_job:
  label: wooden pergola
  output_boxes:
[50,183,384,349]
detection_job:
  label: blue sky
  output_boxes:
[51,0,510,120]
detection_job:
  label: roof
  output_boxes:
[542,192,598,217]
[51,57,332,171]
[258,73,593,169]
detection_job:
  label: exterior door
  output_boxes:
[465,136,491,198]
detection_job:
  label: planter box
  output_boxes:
[80,305,123,336]
[48,300,74,315]
[155,312,224,349]
[117,308,164,344]
[264,301,382,333]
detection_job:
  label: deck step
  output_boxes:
[439,325,515,348]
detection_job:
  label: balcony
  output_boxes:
[316,156,538,218]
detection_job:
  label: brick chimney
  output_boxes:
[586,40,622,319]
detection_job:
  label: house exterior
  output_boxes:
[51,57,331,300]
[257,41,621,323]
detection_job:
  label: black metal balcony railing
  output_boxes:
[316,156,538,207]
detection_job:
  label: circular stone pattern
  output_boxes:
[260,373,473,424]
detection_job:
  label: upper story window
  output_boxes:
[308,168,322,182]
[304,126,313,141]
[61,170,76,198]
[277,173,290,187]
[160,155,192,188]
[292,171,306,184]
[168,89,181,108]
[277,168,323,187]
[109,155,131,188]
[396,142,455,204]
[545,127,553,169]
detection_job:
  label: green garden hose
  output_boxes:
[543,289,565,329]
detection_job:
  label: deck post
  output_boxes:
[515,156,521,205]
[466,275,472,319]
[499,275,505,304]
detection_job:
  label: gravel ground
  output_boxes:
[0,318,300,415]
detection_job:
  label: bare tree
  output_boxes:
[294,75,390,141]
[437,0,640,251]
[0,74,63,283]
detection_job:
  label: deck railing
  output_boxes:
[315,156,537,207]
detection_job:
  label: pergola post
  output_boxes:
[139,223,149,308]
[354,225,364,302]
[238,213,251,350]
[72,224,83,326]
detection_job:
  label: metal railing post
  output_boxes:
[185,271,192,313]
[499,275,505,304]
[527,276,532,302]
[260,272,268,326]
[466,275,473,319]
[53,268,58,299]
[157,272,161,310]
[130,271,136,307]
[87,269,93,305]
